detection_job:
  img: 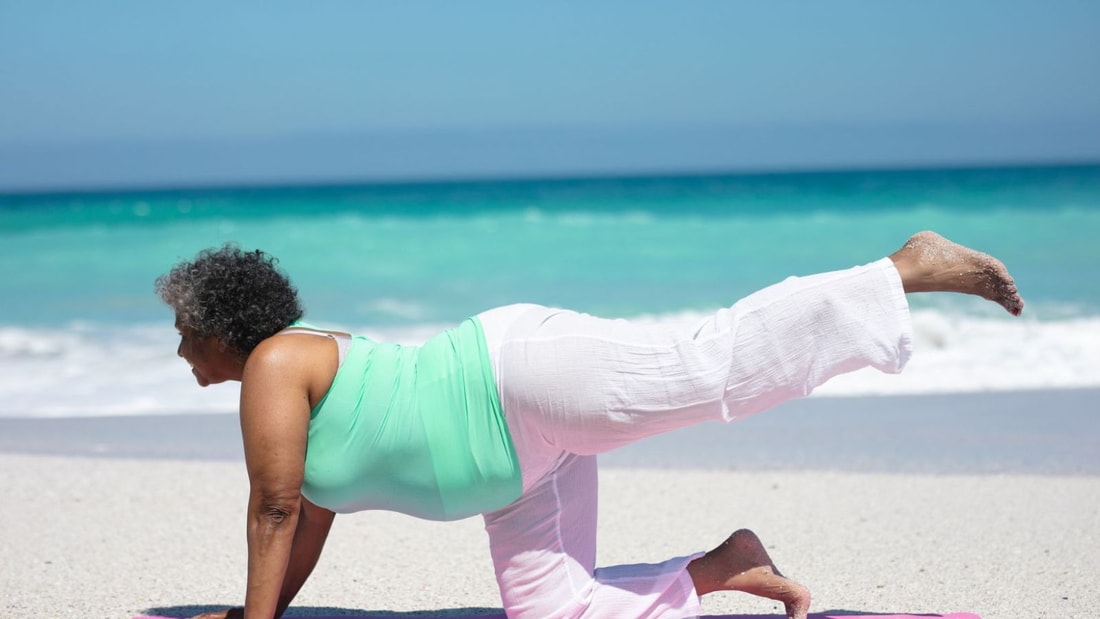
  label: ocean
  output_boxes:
[2,164,1098,418]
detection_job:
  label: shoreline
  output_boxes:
[2,388,1097,476]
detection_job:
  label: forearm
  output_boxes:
[275,501,335,617]
[243,494,301,619]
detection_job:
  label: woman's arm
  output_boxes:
[238,339,314,619]
[275,498,336,617]
[193,430,334,619]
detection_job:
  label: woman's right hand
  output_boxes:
[191,607,243,619]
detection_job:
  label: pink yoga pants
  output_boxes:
[476,258,913,619]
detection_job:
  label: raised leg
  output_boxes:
[493,256,914,455]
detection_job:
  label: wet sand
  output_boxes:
[3,389,1097,475]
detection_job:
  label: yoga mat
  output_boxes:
[137,613,981,618]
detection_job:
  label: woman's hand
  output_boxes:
[191,607,243,619]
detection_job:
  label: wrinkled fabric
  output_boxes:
[476,258,912,618]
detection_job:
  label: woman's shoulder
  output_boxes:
[248,328,337,374]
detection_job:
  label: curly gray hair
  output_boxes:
[155,244,304,358]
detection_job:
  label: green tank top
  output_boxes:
[299,317,522,521]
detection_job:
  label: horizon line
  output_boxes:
[3,158,1099,200]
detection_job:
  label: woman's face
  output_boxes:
[175,319,238,387]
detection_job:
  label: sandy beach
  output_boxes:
[2,390,1098,619]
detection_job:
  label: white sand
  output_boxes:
[2,453,1097,619]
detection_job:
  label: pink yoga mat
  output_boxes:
[137,613,981,618]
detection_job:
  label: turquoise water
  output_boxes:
[1,163,1099,416]
[3,164,1099,326]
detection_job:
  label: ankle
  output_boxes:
[686,554,717,596]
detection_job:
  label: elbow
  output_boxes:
[260,500,298,526]
[252,489,302,528]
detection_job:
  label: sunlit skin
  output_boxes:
[184,231,1022,619]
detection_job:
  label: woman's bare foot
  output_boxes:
[687,529,811,619]
[890,230,1024,316]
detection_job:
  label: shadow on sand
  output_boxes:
[139,605,974,619]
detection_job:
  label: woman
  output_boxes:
[159,231,1023,619]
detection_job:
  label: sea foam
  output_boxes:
[1,308,1097,418]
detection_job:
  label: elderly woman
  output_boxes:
[158,231,1022,619]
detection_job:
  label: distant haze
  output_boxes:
[2,2,1098,192]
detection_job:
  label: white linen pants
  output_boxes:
[476,258,913,619]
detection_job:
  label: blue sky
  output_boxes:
[1,1,1098,191]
